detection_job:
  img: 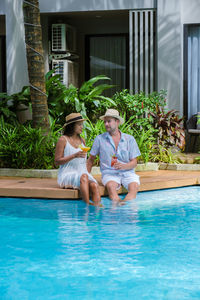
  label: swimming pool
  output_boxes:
[0,186,200,299]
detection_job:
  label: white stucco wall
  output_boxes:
[0,0,5,14]
[39,0,155,12]
[5,0,28,94]
[157,0,182,113]
[181,0,200,24]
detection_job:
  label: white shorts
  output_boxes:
[102,172,140,190]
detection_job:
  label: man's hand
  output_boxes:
[113,161,126,170]
[113,158,137,170]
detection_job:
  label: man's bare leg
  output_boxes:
[123,182,139,201]
[106,181,121,203]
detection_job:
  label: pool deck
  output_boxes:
[0,170,200,199]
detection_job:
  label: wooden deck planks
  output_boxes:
[0,170,199,199]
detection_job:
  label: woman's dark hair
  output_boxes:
[63,122,77,136]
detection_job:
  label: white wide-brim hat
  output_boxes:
[99,109,124,125]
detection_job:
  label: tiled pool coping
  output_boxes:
[0,170,199,199]
[0,162,200,179]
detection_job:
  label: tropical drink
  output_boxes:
[111,155,117,167]
[79,145,90,152]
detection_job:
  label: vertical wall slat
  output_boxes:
[134,12,139,93]
[150,9,154,92]
[139,12,143,92]
[145,11,149,93]
[129,9,156,94]
[129,10,133,92]
[153,10,157,91]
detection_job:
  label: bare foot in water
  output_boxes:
[112,199,126,207]
[89,201,104,207]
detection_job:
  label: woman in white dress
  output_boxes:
[55,113,102,206]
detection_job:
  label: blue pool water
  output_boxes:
[0,186,200,299]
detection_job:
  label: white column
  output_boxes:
[5,0,29,94]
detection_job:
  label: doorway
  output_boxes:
[184,24,200,120]
[85,34,129,97]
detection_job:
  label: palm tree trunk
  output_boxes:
[23,0,50,133]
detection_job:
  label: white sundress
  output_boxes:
[57,138,97,189]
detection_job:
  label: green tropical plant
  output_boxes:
[0,86,31,125]
[0,119,60,169]
[117,113,158,163]
[111,89,167,131]
[149,105,185,150]
[131,127,158,163]
[46,72,116,125]
[150,145,180,164]
[82,119,106,149]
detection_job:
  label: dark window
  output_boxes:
[184,24,200,120]
[0,36,6,92]
[85,34,129,97]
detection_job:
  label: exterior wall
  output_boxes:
[2,0,200,114]
[157,0,182,113]
[0,0,5,14]
[181,0,200,24]
[39,0,155,12]
[5,0,28,94]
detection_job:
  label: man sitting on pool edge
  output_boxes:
[87,109,141,204]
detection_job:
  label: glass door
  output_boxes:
[86,34,128,97]
[186,25,200,119]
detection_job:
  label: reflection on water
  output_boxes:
[0,186,200,300]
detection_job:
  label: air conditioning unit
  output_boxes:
[51,24,77,53]
[52,59,78,87]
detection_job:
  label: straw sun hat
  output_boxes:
[63,113,86,127]
[99,109,124,125]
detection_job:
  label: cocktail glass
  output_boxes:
[79,146,90,152]
[111,155,117,167]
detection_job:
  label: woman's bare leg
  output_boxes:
[80,174,93,205]
[89,182,102,206]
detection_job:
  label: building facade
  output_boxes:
[0,0,200,120]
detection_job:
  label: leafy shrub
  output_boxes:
[0,86,31,125]
[150,145,180,164]
[149,105,185,150]
[46,72,115,124]
[111,89,167,132]
[131,127,158,163]
[0,120,61,169]
[82,119,106,149]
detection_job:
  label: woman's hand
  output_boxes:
[74,150,87,158]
